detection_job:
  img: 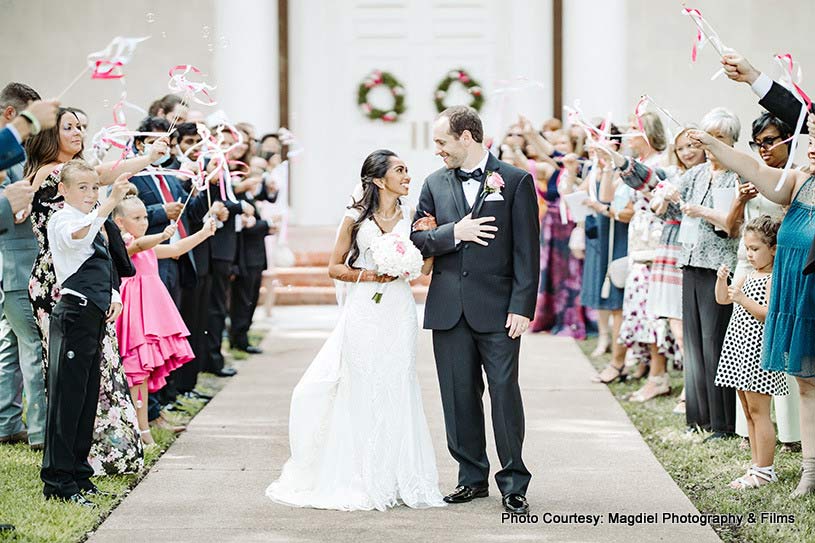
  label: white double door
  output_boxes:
[290,0,523,226]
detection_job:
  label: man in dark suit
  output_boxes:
[204,173,254,377]
[410,106,539,515]
[721,52,815,274]
[131,117,210,303]
[230,182,277,354]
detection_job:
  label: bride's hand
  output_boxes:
[412,213,438,232]
[361,270,398,283]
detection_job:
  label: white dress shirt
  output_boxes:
[454,150,490,245]
[750,72,773,99]
[47,203,120,304]
[459,150,490,208]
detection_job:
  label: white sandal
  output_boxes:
[729,465,777,490]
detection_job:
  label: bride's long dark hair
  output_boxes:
[345,149,399,266]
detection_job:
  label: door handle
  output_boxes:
[411,121,417,150]
[423,121,429,149]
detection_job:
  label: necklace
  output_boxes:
[374,206,400,221]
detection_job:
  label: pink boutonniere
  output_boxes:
[482,171,505,196]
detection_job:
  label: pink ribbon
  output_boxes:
[775,53,812,110]
[86,36,148,79]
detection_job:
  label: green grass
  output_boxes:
[578,337,815,543]
[0,353,245,543]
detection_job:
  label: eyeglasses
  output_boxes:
[749,136,783,152]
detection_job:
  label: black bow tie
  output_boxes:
[455,168,484,182]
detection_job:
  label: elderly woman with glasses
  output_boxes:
[599,107,743,438]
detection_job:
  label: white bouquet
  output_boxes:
[368,232,423,303]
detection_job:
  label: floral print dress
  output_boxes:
[29,166,143,475]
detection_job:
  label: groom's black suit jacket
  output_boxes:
[755,81,815,275]
[411,153,540,333]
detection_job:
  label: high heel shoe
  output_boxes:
[592,364,627,384]
[629,374,671,402]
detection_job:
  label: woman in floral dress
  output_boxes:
[24,108,167,474]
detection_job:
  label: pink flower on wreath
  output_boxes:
[382,111,397,122]
[484,171,504,195]
[459,72,470,83]
[362,103,373,113]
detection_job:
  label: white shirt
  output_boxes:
[47,204,120,304]
[454,150,490,245]
[750,73,773,99]
[459,150,490,208]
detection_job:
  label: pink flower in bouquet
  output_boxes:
[395,241,405,255]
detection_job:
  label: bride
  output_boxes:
[266,149,447,511]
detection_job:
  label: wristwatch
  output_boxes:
[19,110,41,136]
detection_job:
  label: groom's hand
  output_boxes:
[454,213,497,246]
[506,313,530,339]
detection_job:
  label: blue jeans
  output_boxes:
[0,289,46,444]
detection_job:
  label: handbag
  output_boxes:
[607,257,630,288]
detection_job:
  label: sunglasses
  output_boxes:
[749,136,785,152]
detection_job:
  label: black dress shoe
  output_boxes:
[46,493,97,508]
[0,524,14,532]
[210,367,237,377]
[82,486,116,498]
[703,431,736,443]
[180,390,213,401]
[443,485,489,504]
[241,345,263,355]
[502,494,529,514]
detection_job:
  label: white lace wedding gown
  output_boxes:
[266,205,446,511]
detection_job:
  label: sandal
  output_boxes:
[729,466,777,490]
[672,400,686,414]
[629,375,671,402]
[592,364,627,384]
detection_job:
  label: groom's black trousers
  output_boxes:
[432,316,531,496]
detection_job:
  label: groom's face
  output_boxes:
[433,117,467,169]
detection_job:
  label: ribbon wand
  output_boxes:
[682,4,725,58]
[55,66,90,100]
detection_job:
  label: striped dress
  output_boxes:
[618,159,685,319]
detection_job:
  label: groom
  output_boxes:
[411,106,539,514]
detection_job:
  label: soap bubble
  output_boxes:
[102,99,110,108]
[219,36,230,49]
[207,43,215,53]
[161,31,167,38]
[145,12,156,23]
[201,25,211,39]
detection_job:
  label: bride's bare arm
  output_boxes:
[328,216,391,283]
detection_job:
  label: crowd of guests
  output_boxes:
[508,51,815,496]
[0,81,283,506]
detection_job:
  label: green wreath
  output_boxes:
[434,68,484,113]
[357,70,406,122]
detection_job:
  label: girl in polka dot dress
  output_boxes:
[715,215,789,490]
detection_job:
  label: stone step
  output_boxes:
[273,285,428,306]
[274,267,333,287]
[294,251,331,267]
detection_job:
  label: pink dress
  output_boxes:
[117,240,194,392]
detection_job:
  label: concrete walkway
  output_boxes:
[89,306,720,543]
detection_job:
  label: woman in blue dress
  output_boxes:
[691,129,815,498]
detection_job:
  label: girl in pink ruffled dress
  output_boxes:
[113,193,216,444]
